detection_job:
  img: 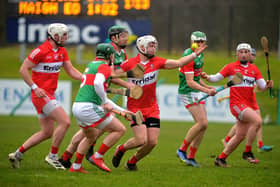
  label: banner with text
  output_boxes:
[6,17,151,44]
[157,85,235,123]
[0,79,72,116]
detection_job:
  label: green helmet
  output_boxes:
[191,31,207,42]
[96,43,115,60]
[108,25,128,39]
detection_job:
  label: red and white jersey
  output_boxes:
[219,60,263,106]
[121,54,167,109]
[27,39,69,95]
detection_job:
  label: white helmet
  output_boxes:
[236,43,251,52]
[136,35,158,57]
[47,23,69,45]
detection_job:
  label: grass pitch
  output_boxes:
[0,116,279,187]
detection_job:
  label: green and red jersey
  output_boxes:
[111,42,127,69]
[178,48,204,94]
[75,59,111,105]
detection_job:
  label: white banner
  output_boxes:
[157,85,235,123]
[0,79,72,116]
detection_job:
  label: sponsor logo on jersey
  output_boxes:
[130,70,158,86]
[43,64,61,71]
[32,62,63,73]
[233,75,255,87]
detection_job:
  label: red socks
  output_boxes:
[119,144,126,152]
[62,151,73,161]
[179,139,190,152]
[97,143,110,155]
[128,155,138,164]
[19,146,26,154]
[258,141,263,148]
[75,152,84,164]
[218,152,228,159]
[51,146,58,155]
[225,136,231,143]
[244,145,252,153]
[187,146,197,159]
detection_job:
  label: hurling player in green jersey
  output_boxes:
[176,31,216,167]
[85,25,135,158]
[60,43,134,173]
[108,25,129,69]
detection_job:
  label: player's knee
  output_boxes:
[41,130,53,139]
[135,137,146,146]
[237,133,246,141]
[119,125,126,135]
[61,118,71,128]
[198,120,208,131]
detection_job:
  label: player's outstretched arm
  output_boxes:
[164,44,207,69]
[202,72,224,83]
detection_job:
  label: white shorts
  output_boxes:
[178,92,205,108]
[72,102,113,130]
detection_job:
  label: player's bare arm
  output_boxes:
[19,58,46,98]
[185,73,216,96]
[63,60,83,80]
[199,79,215,89]
[164,44,207,69]
[110,78,135,89]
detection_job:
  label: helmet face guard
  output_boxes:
[136,35,158,58]
[108,25,128,48]
[48,23,69,46]
[191,31,207,43]
[108,25,128,38]
[96,43,115,64]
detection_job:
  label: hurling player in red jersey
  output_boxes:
[202,43,273,167]
[8,23,83,170]
[222,48,274,154]
[111,35,207,170]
